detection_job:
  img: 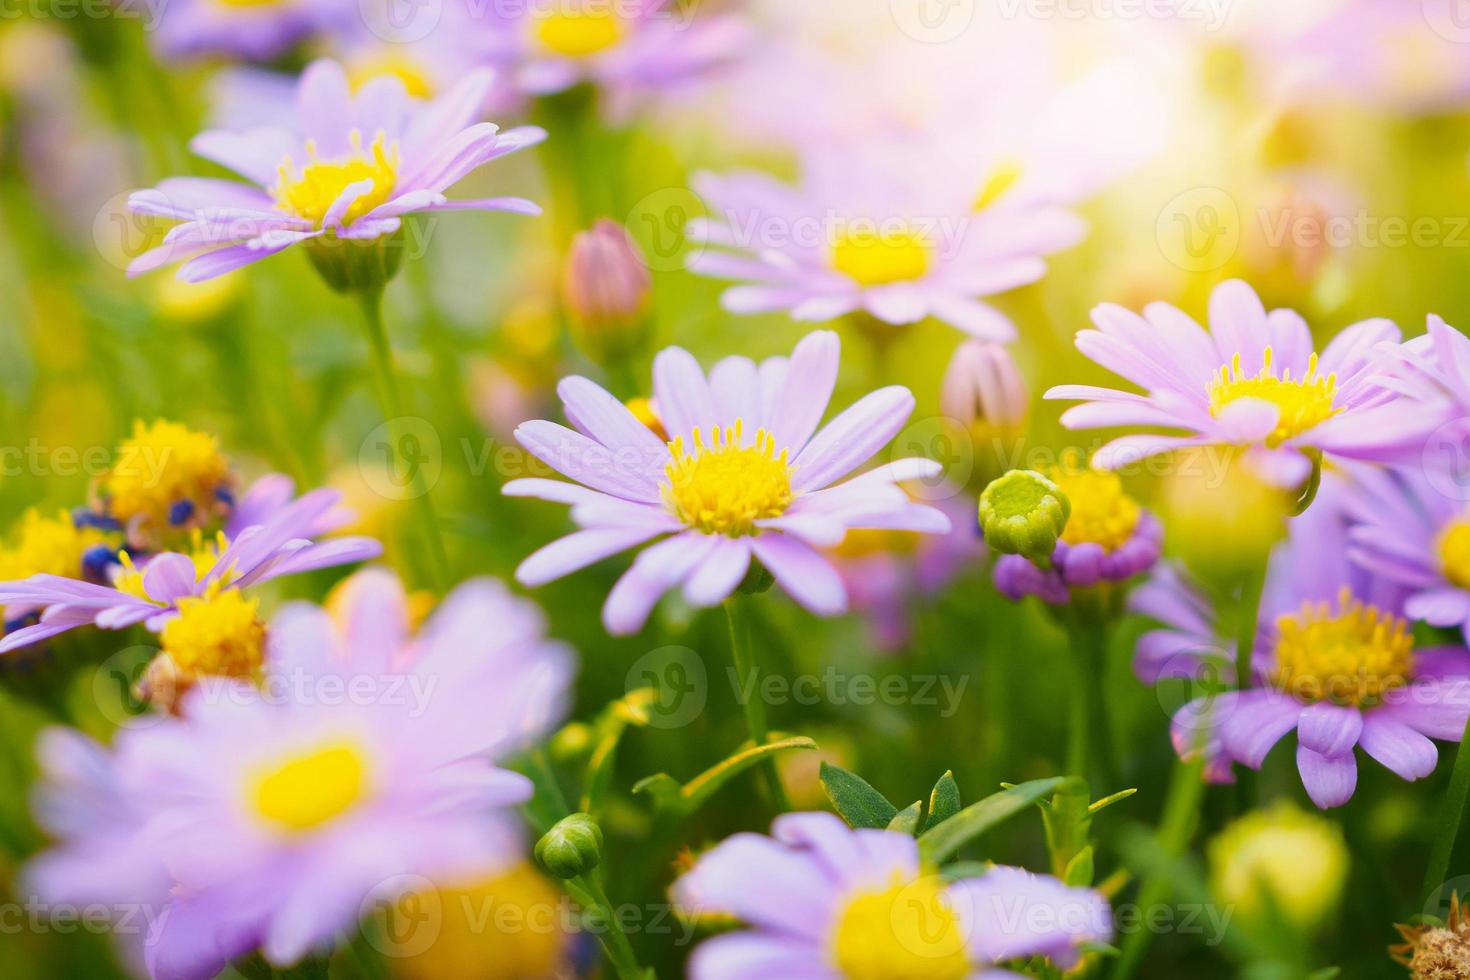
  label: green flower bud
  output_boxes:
[535,813,604,880]
[978,469,1071,562]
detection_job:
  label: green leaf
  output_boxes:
[1088,788,1139,814]
[924,770,962,831]
[1064,844,1095,887]
[918,777,1073,864]
[887,800,923,835]
[636,736,817,820]
[820,762,898,829]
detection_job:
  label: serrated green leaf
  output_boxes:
[887,800,923,835]
[924,770,962,831]
[820,762,898,829]
[918,777,1073,864]
[1064,844,1095,887]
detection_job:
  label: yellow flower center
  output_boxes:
[662,421,793,536]
[105,420,230,529]
[1441,521,1470,592]
[0,510,111,580]
[273,130,399,229]
[1208,348,1339,448]
[973,159,1023,211]
[832,224,933,287]
[348,53,435,99]
[115,531,231,603]
[831,875,970,980]
[533,9,627,58]
[213,0,289,8]
[1272,588,1413,706]
[159,582,265,679]
[1049,458,1140,551]
[249,741,368,834]
[626,396,668,441]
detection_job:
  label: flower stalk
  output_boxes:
[724,593,791,813]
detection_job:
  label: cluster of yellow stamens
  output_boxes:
[114,530,232,603]
[159,581,266,680]
[831,874,970,980]
[1441,519,1470,592]
[831,223,934,287]
[1048,455,1141,552]
[248,740,368,835]
[1207,348,1339,447]
[105,420,230,529]
[0,510,110,580]
[662,421,793,536]
[1271,588,1413,706]
[273,130,399,229]
[533,8,627,58]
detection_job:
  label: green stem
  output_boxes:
[723,596,791,812]
[1112,759,1208,980]
[1069,623,1118,793]
[1232,555,1270,807]
[1423,710,1470,905]
[356,289,451,591]
[573,873,647,980]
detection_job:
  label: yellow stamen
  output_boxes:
[662,421,793,536]
[1208,347,1339,448]
[973,158,1023,211]
[159,581,265,679]
[831,874,970,980]
[347,53,435,99]
[832,223,933,287]
[0,510,111,580]
[105,420,230,529]
[213,0,289,8]
[114,531,232,603]
[1441,520,1470,592]
[273,130,399,229]
[249,740,368,834]
[533,8,627,58]
[1048,453,1141,551]
[1272,588,1413,706]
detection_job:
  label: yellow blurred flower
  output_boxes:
[1209,801,1348,931]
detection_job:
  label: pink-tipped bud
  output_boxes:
[940,340,1029,440]
[562,220,651,360]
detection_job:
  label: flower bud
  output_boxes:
[940,340,1029,441]
[535,812,603,880]
[562,220,651,361]
[979,470,1070,563]
[1209,802,1347,933]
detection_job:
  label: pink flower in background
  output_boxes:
[687,156,1084,339]
[478,0,748,116]
[505,331,951,634]
[128,60,543,282]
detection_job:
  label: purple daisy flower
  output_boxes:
[150,0,351,63]
[1343,463,1470,645]
[672,811,1112,979]
[269,566,577,757]
[687,159,1084,340]
[993,458,1162,605]
[478,0,748,115]
[505,330,952,635]
[1160,492,1470,808]
[1045,279,1441,488]
[0,490,381,653]
[127,60,544,283]
[23,568,569,979]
